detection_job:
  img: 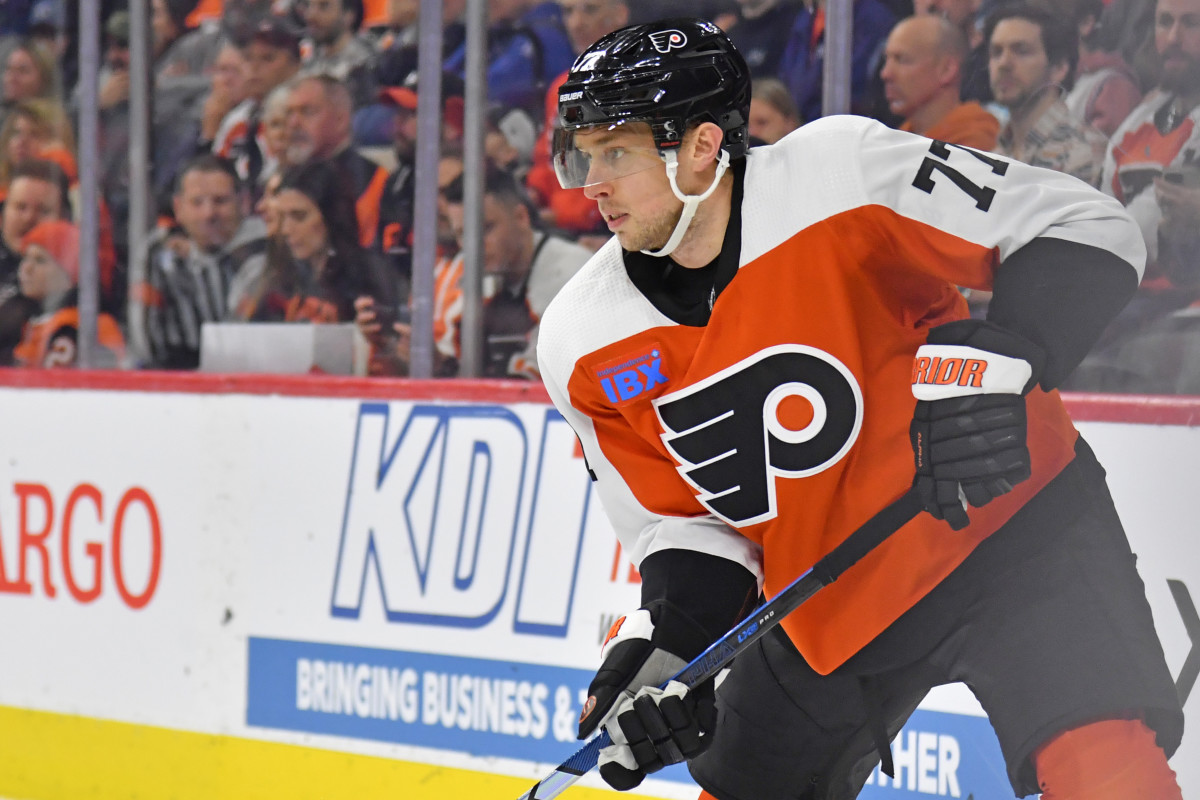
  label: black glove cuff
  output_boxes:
[639,548,759,658]
[642,599,718,664]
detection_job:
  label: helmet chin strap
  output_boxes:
[641,148,731,258]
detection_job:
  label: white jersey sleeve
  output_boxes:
[742,115,1145,285]
[537,242,765,583]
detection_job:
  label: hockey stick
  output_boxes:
[517,488,924,800]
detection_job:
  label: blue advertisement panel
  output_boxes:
[246,637,693,783]
[249,638,1017,797]
[861,710,1018,799]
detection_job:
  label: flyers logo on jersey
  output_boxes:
[649,29,687,53]
[595,344,669,406]
[654,345,863,527]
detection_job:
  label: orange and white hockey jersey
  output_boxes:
[537,115,1146,674]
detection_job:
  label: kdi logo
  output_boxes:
[329,403,595,635]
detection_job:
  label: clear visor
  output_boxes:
[552,126,666,189]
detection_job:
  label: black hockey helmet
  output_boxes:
[553,17,751,189]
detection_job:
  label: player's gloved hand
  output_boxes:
[578,601,716,791]
[909,319,1046,531]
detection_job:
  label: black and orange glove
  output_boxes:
[909,319,1046,530]
[577,601,716,791]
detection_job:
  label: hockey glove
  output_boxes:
[910,319,1046,531]
[578,601,717,791]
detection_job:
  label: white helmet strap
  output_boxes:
[641,148,732,258]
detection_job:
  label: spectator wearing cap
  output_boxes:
[211,16,302,193]
[525,0,628,239]
[443,0,575,118]
[299,0,378,108]
[94,11,132,113]
[366,84,466,275]
[132,154,268,370]
[355,148,467,376]
[373,85,418,279]
[12,220,126,369]
[353,71,465,148]
[27,0,67,64]
[283,74,388,250]
[217,0,279,40]
[881,15,999,150]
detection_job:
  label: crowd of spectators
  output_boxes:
[0,0,1194,392]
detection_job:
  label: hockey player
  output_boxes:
[537,18,1185,800]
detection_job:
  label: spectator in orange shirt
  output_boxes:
[882,15,1000,150]
[13,220,126,369]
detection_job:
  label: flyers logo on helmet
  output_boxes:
[649,29,687,53]
[654,345,863,527]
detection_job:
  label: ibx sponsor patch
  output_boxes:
[595,344,669,405]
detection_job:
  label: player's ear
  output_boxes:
[685,122,725,170]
